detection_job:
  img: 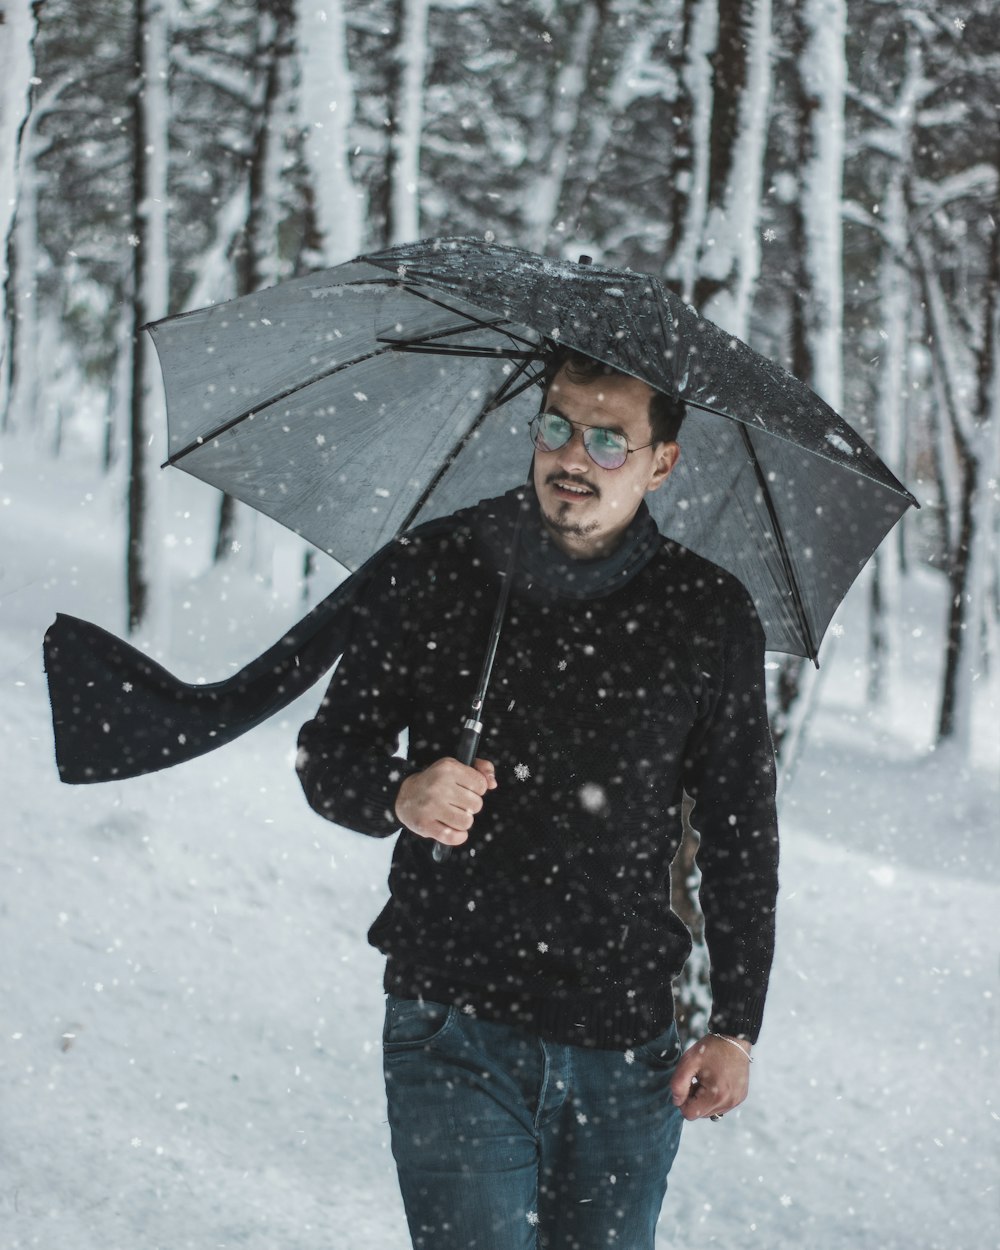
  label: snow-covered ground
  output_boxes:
[2,436,997,1249]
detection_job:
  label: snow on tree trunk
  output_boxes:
[214,5,296,569]
[4,94,40,439]
[866,36,927,706]
[0,0,38,428]
[920,197,999,750]
[522,0,602,254]
[695,0,773,336]
[563,27,660,242]
[386,0,429,246]
[127,0,171,640]
[793,0,844,412]
[772,0,845,759]
[295,0,364,263]
[668,0,776,1047]
[669,0,718,301]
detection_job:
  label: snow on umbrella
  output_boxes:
[147,235,916,661]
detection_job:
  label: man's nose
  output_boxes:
[554,426,590,472]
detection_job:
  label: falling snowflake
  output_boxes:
[578,782,607,812]
[315,434,326,446]
[526,1212,540,1227]
[121,682,133,694]
[514,762,531,782]
[953,16,965,29]
[763,228,777,242]
[576,1112,588,1125]
[780,1194,793,1207]
[231,540,241,553]
[127,233,140,248]
[537,941,549,953]
[624,1049,635,1065]
[557,659,567,671]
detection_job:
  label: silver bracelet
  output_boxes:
[710,1032,753,1062]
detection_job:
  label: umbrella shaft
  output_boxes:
[432,718,482,864]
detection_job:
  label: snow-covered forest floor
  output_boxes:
[2,434,997,1250]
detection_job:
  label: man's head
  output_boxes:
[532,349,683,560]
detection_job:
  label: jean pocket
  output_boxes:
[383,995,456,1052]
[632,1022,681,1069]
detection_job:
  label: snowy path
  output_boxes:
[2,443,997,1248]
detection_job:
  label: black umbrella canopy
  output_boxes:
[147,237,917,659]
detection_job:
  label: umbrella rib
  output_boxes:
[395,284,544,353]
[161,342,400,468]
[396,355,540,534]
[487,362,547,410]
[375,314,509,347]
[738,424,820,665]
[383,343,541,359]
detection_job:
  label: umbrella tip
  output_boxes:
[577,254,593,265]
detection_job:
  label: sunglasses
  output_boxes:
[529,410,654,471]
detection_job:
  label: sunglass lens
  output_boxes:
[532,411,572,452]
[584,426,628,469]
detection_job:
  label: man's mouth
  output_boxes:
[548,478,596,500]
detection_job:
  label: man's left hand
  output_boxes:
[669,1033,752,1122]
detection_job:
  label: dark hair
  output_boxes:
[540,347,685,444]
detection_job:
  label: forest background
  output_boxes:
[3,0,998,753]
[0,0,998,1246]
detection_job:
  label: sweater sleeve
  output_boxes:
[296,545,421,837]
[683,587,779,1044]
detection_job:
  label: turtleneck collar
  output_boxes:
[473,485,663,601]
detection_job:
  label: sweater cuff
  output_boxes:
[315,754,420,837]
[708,993,766,1045]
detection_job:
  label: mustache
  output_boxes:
[544,473,600,499]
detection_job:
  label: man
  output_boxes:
[297,349,779,1249]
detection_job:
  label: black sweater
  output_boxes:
[297,497,779,1049]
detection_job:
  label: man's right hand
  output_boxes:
[394,757,497,846]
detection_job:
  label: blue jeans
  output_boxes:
[383,995,684,1249]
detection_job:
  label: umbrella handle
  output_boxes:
[430,717,482,864]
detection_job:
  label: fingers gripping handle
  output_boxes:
[431,719,482,864]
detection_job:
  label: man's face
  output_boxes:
[532,366,680,559]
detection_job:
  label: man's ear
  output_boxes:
[646,441,680,493]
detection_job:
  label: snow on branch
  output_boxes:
[172,46,256,109]
[912,165,998,211]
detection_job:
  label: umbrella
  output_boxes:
[148,236,916,664]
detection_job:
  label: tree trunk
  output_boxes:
[127,0,171,637]
[694,0,772,333]
[521,0,604,253]
[295,0,364,264]
[668,0,774,1045]
[0,0,38,429]
[385,0,429,245]
[669,0,718,299]
[925,162,1000,748]
[214,2,295,567]
[773,0,845,757]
